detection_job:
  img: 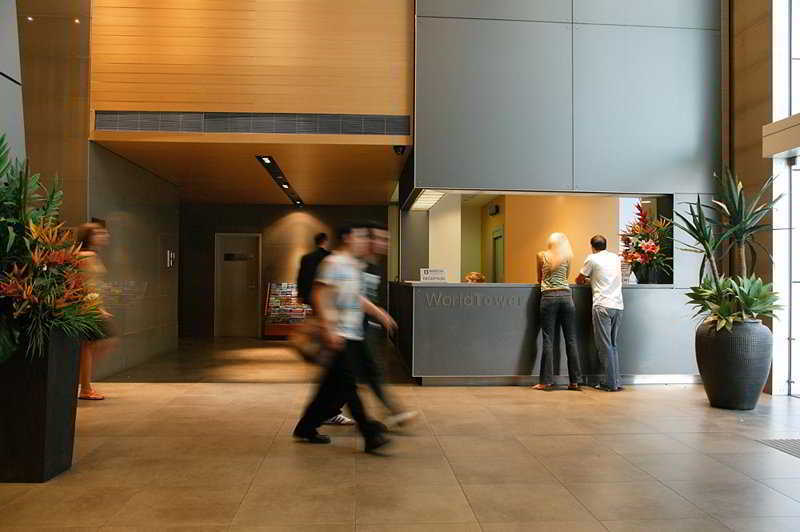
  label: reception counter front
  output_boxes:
[389,282,700,385]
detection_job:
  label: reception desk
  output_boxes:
[389,282,700,385]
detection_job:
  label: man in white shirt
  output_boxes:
[576,235,624,392]
[293,222,397,454]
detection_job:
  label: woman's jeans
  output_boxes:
[539,291,582,385]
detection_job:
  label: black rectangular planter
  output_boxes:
[0,332,81,483]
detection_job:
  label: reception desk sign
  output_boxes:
[425,291,523,308]
[420,268,447,282]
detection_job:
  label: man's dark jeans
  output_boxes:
[539,291,582,385]
[295,340,381,440]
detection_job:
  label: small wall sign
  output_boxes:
[420,268,447,282]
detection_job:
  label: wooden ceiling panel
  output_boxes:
[97,140,407,205]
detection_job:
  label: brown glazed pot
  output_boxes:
[695,320,772,410]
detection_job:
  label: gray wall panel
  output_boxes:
[573,25,719,195]
[89,143,180,379]
[410,284,698,377]
[418,0,571,22]
[0,0,21,82]
[0,80,25,160]
[574,0,720,30]
[401,211,429,280]
[415,18,573,191]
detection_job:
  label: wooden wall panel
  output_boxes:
[90,0,414,116]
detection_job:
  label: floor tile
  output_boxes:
[355,484,475,524]
[230,526,353,532]
[252,455,355,487]
[447,454,558,485]
[108,486,247,526]
[516,435,615,456]
[592,434,697,455]
[436,435,532,459]
[666,479,800,518]
[0,487,138,527]
[541,453,653,483]
[625,453,751,483]
[710,451,800,479]
[356,524,481,532]
[234,484,355,525]
[759,479,800,502]
[601,518,731,531]
[669,433,776,454]
[0,486,32,509]
[480,523,606,532]
[721,517,800,531]
[461,483,595,523]
[566,481,705,521]
[356,455,458,486]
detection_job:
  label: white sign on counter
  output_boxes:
[420,268,447,282]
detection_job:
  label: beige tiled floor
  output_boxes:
[3,339,800,531]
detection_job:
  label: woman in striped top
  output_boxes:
[533,233,582,390]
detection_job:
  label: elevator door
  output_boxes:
[214,234,261,337]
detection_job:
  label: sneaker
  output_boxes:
[384,411,419,429]
[323,414,355,425]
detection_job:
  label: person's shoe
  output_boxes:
[568,383,581,391]
[365,434,392,455]
[593,384,621,392]
[532,383,554,391]
[292,429,332,444]
[384,411,419,429]
[323,414,355,425]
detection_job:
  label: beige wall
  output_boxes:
[732,0,773,282]
[428,194,461,283]
[461,204,482,280]
[90,0,413,116]
[17,0,91,227]
[504,195,619,284]
[481,197,506,283]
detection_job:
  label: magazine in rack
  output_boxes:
[263,282,312,337]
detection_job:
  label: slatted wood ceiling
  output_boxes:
[90,0,414,116]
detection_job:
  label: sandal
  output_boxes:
[532,383,554,391]
[78,390,105,400]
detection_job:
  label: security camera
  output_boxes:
[393,145,407,155]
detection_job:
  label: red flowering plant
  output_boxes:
[620,202,673,283]
[0,134,103,363]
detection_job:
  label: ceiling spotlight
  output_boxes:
[74,18,80,24]
[255,155,305,206]
[26,16,34,22]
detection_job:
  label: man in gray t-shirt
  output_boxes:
[576,234,624,392]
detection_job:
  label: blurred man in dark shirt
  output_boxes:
[296,232,330,305]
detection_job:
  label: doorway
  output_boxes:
[492,227,504,283]
[214,233,262,337]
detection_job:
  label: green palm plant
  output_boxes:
[707,169,782,278]
[672,173,781,331]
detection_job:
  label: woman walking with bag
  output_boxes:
[533,232,582,390]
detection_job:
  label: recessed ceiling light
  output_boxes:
[26,16,33,22]
[255,155,304,206]
[281,184,289,189]
[261,156,271,164]
[74,18,80,23]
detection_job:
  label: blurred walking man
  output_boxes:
[293,222,396,453]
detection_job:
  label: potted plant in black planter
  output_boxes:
[0,134,104,482]
[674,171,781,410]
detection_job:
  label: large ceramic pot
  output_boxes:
[695,320,772,410]
[0,332,81,482]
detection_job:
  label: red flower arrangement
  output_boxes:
[620,203,673,283]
